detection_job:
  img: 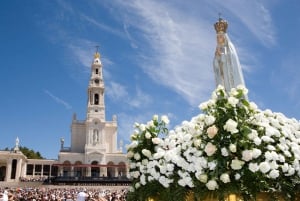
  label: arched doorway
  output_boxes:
[62,161,71,177]
[91,161,100,177]
[0,166,6,181]
[107,162,115,178]
[117,162,126,177]
[74,161,83,177]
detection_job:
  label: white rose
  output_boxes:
[134,153,141,160]
[242,150,253,162]
[217,85,225,91]
[269,169,279,179]
[131,171,140,178]
[252,148,262,158]
[140,174,146,185]
[207,125,218,139]
[139,124,146,131]
[161,115,170,124]
[153,149,165,159]
[127,141,138,149]
[142,159,148,165]
[234,173,241,180]
[224,119,239,134]
[208,161,217,170]
[127,151,134,158]
[221,147,229,156]
[204,142,217,156]
[153,114,158,121]
[205,115,216,126]
[247,130,258,140]
[228,97,239,107]
[198,174,208,183]
[206,180,219,190]
[193,139,202,148]
[254,137,262,145]
[259,162,271,173]
[207,99,216,107]
[152,137,162,144]
[231,159,244,170]
[147,120,154,127]
[230,88,238,96]
[199,101,209,110]
[166,163,174,172]
[229,144,237,153]
[282,163,289,172]
[141,149,152,158]
[145,132,152,139]
[237,84,248,95]
[248,163,259,173]
[220,173,230,183]
[249,102,258,110]
[135,182,141,189]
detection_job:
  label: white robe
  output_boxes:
[213,33,246,93]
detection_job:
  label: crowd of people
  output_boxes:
[19,177,47,182]
[0,186,128,201]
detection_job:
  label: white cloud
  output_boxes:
[80,13,125,39]
[68,43,92,70]
[106,81,152,108]
[128,88,152,108]
[112,0,216,106]
[106,82,129,101]
[44,90,72,110]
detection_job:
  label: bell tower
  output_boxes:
[87,50,105,121]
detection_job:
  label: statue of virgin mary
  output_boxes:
[213,17,246,95]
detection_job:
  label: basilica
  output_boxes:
[0,51,128,182]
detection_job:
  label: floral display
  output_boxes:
[126,85,300,201]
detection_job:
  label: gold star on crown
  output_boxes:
[214,18,228,33]
[94,52,101,59]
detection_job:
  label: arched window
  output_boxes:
[94,94,99,105]
[95,68,99,74]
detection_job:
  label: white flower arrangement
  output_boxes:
[126,85,300,201]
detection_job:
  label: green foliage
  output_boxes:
[19,146,44,159]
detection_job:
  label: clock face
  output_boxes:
[94,79,99,84]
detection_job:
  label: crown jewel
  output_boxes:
[214,18,228,33]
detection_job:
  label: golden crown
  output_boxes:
[94,52,101,59]
[214,18,228,33]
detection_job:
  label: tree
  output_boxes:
[19,146,44,159]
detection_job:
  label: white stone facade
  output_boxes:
[57,51,127,178]
[0,51,128,182]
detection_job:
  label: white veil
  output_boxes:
[213,32,246,94]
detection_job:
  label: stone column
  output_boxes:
[15,158,22,181]
[5,158,12,182]
[71,166,74,177]
[41,164,44,177]
[33,164,36,178]
[87,167,91,177]
[49,165,52,177]
[21,162,27,178]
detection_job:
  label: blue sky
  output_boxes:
[1,0,300,159]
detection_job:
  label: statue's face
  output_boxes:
[217,34,225,45]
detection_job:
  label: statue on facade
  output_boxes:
[213,17,246,94]
[60,137,64,150]
[14,137,20,152]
